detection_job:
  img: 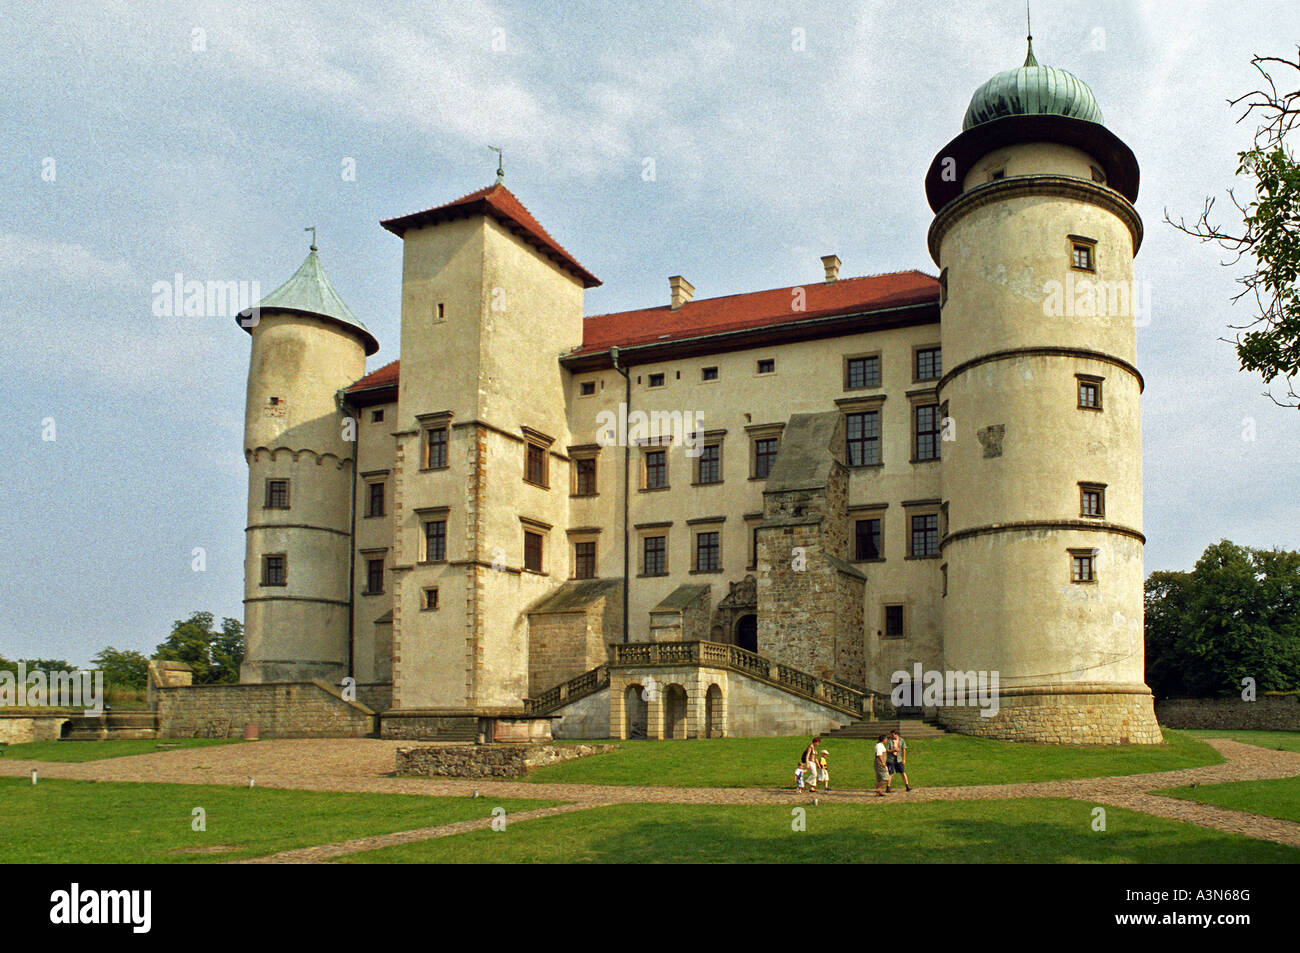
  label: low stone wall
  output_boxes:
[1155,694,1300,731]
[551,687,611,740]
[156,681,375,738]
[395,743,616,779]
[725,672,858,737]
[0,712,72,744]
[354,682,392,714]
[940,686,1163,745]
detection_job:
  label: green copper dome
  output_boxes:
[238,246,379,354]
[962,39,1104,131]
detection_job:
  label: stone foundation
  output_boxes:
[939,684,1163,745]
[395,742,616,778]
[156,681,375,738]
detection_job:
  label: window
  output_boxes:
[846,411,881,467]
[697,444,721,484]
[525,442,548,487]
[265,479,290,509]
[647,372,665,388]
[371,409,384,423]
[574,541,596,579]
[425,426,448,469]
[644,449,668,489]
[938,267,949,308]
[702,366,719,381]
[753,437,779,478]
[749,524,761,569]
[846,355,881,390]
[757,358,775,374]
[915,347,942,382]
[643,536,667,576]
[1090,165,1107,184]
[884,604,905,638]
[1071,237,1096,272]
[854,518,882,560]
[989,167,1005,181]
[941,562,948,597]
[579,380,596,396]
[435,302,445,321]
[261,553,286,586]
[422,587,439,611]
[524,530,545,573]
[365,558,384,595]
[1071,550,1096,583]
[422,519,447,562]
[914,405,941,461]
[1080,483,1106,518]
[366,481,385,518]
[910,514,939,557]
[574,457,597,496]
[694,531,720,573]
[1077,375,1103,410]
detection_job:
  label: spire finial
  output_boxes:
[305,226,317,252]
[1024,3,1037,67]
[488,145,504,185]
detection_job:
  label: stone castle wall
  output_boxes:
[940,686,1163,744]
[156,681,375,738]
[1155,694,1300,731]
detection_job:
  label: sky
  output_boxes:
[2,0,1297,666]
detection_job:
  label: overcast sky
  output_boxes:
[2,0,1297,665]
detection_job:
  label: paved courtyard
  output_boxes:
[4,737,1299,862]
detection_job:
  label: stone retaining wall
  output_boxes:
[1155,694,1300,731]
[940,687,1163,744]
[395,742,616,778]
[0,712,71,744]
[156,681,375,738]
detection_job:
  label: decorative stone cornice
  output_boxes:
[942,519,1145,550]
[937,346,1144,396]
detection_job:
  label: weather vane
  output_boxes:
[489,145,504,185]
[305,226,317,251]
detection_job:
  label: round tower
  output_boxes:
[237,242,379,684]
[926,38,1161,743]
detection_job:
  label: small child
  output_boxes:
[818,751,830,791]
[795,761,806,792]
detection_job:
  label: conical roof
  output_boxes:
[238,247,379,355]
[962,38,1104,131]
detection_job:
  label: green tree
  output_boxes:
[91,647,150,689]
[1145,540,1300,697]
[154,612,245,684]
[1167,49,1300,407]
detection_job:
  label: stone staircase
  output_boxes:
[823,708,948,740]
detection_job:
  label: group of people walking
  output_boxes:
[795,731,912,796]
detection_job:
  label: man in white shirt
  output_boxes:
[874,734,890,796]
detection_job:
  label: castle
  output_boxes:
[236,39,1163,744]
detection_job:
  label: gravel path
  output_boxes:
[4,737,1299,859]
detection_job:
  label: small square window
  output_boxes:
[261,554,287,587]
[702,366,719,381]
[265,479,290,509]
[990,168,1005,181]
[1071,240,1095,271]
[579,381,596,396]
[371,409,384,423]
[422,587,440,611]
[648,373,665,388]
[757,358,775,374]
[1080,484,1106,518]
[846,355,881,390]
[1071,551,1096,583]
[884,604,905,637]
[1078,377,1103,410]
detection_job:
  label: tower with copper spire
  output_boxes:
[237,241,380,683]
[925,37,1162,742]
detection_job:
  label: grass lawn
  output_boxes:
[0,738,244,762]
[532,731,1221,789]
[0,777,555,863]
[1179,730,1300,753]
[335,798,1300,864]
[1160,776,1300,825]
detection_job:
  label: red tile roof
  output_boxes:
[573,270,938,357]
[380,183,601,288]
[344,270,938,393]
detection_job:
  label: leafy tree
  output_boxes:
[154,612,245,684]
[91,647,150,689]
[0,657,73,676]
[1145,540,1300,697]
[1166,49,1300,407]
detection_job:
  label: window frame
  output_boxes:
[261,552,287,587]
[844,352,882,391]
[264,478,291,510]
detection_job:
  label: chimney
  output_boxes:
[821,254,841,284]
[669,275,694,310]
